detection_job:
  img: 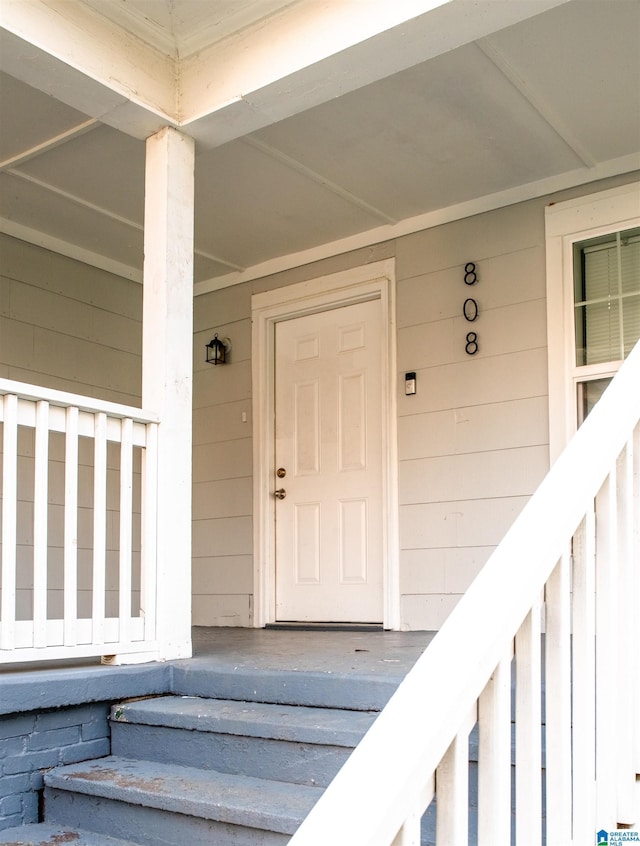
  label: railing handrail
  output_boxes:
[291,339,640,846]
[0,377,159,424]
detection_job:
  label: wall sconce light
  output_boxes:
[205,333,230,365]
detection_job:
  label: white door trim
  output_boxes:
[251,259,399,629]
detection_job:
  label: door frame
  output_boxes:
[251,259,399,629]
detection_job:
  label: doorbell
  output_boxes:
[405,372,416,395]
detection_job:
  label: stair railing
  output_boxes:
[291,339,640,846]
[0,378,159,663]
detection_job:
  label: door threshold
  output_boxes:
[265,622,384,632]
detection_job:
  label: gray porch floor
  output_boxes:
[0,627,437,715]
[188,626,436,680]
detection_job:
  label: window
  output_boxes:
[545,182,640,461]
[573,226,640,423]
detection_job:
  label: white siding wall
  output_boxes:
[395,202,550,628]
[192,286,253,626]
[2,176,635,631]
[0,235,143,620]
[0,235,141,402]
[191,242,394,626]
[190,200,552,630]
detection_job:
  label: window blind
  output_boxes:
[574,229,640,366]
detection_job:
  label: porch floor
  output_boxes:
[0,627,437,716]
[187,625,436,679]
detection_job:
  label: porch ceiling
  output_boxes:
[0,0,639,291]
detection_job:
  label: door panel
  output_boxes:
[274,299,383,622]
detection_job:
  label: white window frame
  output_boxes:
[545,182,640,462]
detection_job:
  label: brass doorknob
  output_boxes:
[274,488,286,500]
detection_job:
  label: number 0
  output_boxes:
[463,298,478,322]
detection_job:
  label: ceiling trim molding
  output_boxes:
[194,154,640,297]
[0,119,101,171]
[4,169,242,274]
[242,136,398,225]
[0,217,142,283]
[6,168,144,232]
[0,213,241,281]
[195,247,245,273]
[3,160,637,295]
[476,39,598,168]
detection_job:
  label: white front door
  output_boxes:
[274,299,383,623]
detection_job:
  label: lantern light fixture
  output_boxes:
[205,333,230,365]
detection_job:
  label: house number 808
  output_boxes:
[463,263,479,354]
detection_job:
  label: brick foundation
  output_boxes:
[0,704,110,830]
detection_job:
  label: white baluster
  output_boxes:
[391,807,421,846]
[595,468,618,831]
[118,417,133,644]
[437,707,475,845]
[33,400,49,648]
[634,423,640,779]
[63,405,79,646]
[615,442,636,825]
[140,422,158,638]
[92,411,107,644]
[515,599,543,846]
[572,508,597,842]
[545,552,572,845]
[1,393,18,651]
[478,653,512,846]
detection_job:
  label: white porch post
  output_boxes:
[143,126,195,660]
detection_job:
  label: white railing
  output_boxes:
[292,341,640,846]
[0,379,159,663]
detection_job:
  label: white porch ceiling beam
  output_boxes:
[0,4,177,146]
[2,0,573,149]
[0,0,177,118]
[182,0,574,148]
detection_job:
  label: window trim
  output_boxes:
[545,182,640,462]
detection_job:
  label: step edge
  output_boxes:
[111,697,376,747]
[45,757,323,834]
[0,823,138,846]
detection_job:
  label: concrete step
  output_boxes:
[110,695,377,786]
[171,663,399,710]
[0,824,137,845]
[44,756,323,846]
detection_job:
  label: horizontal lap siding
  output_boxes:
[190,201,553,630]
[0,235,143,625]
[6,180,630,632]
[190,244,391,626]
[0,235,142,404]
[395,200,550,628]
[192,302,253,625]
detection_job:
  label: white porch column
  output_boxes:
[143,126,195,660]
